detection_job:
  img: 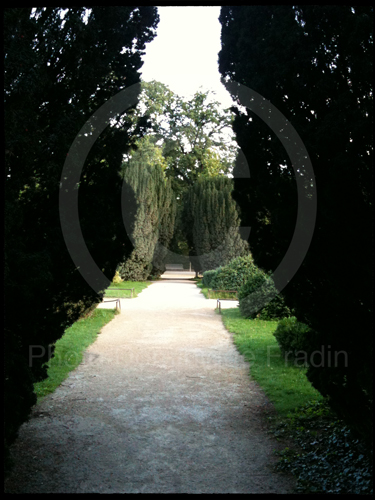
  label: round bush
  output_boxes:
[273,316,312,358]
[210,254,256,291]
[238,269,277,318]
[257,292,294,320]
[202,268,219,288]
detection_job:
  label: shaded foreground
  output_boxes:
[5,278,294,493]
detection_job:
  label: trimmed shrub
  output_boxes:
[210,254,256,291]
[238,269,277,318]
[182,176,249,273]
[202,268,219,288]
[273,316,312,360]
[257,292,294,320]
[237,261,293,320]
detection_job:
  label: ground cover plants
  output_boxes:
[270,401,373,494]
[220,308,373,494]
[34,308,118,402]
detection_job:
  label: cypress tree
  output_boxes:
[118,136,176,280]
[183,176,249,273]
[4,6,159,472]
[219,5,373,440]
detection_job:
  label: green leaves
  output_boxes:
[218,5,373,443]
[130,80,238,195]
[182,177,249,273]
[273,402,373,494]
[118,136,176,280]
[5,6,159,471]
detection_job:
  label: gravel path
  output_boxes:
[5,275,294,493]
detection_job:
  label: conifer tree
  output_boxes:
[118,136,176,280]
[218,5,373,440]
[4,6,159,471]
[183,176,249,274]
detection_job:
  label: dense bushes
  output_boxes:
[256,292,294,320]
[236,264,292,320]
[211,254,255,290]
[238,269,277,318]
[202,255,292,320]
[202,254,257,291]
[202,269,220,288]
[273,317,313,362]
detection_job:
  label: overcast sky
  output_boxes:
[140,6,234,108]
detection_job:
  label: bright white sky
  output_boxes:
[140,6,234,109]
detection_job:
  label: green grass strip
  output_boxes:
[104,280,151,298]
[221,308,322,416]
[34,308,118,402]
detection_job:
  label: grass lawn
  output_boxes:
[220,308,322,415]
[103,280,151,298]
[34,308,118,402]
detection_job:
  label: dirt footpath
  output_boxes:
[5,277,294,493]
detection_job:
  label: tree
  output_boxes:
[182,176,249,274]
[219,6,373,440]
[125,81,245,266]
[129,80,239,196]
[117,136,176,280]
[4,6,159,471]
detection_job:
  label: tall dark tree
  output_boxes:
[4,6,159,470]
[219,6,373,440]
[117,136,176,280]
[182,176,249,274]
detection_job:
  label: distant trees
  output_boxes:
[117,136,176,280]
[126,81,246,270]
[130,80,238,195]
[219,6,373,440]
[182,176,249,274]
[5,6,159,470]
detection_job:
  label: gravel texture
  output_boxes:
[5,274,294,493]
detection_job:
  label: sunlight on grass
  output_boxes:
[34,308,118,402]
[221,308,322,415]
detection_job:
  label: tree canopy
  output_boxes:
[128,80,239,195]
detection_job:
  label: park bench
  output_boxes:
[165,264,184,271]
[207,289,238,299]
